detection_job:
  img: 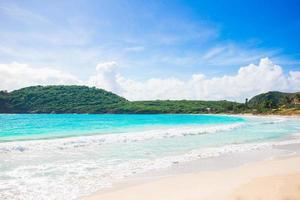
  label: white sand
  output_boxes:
[82,156,300,200]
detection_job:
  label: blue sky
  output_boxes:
[0,0,300,100]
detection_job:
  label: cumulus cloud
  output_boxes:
[0,62,80,91]
[114,58,300,101]
[87,61,122,93]
[1,58,300,102]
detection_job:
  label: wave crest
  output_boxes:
[0,123,243,153]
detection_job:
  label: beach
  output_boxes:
[83,155,300,200]
[81,115,300,200]
[1,114,300,200]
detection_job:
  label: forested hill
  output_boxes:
[0,85,127,113]
[0,85,243,114]
[0,85,299,114]
[247,91,300,114]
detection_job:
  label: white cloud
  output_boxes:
[112,58,300,102]
[200,44,280,67]
[0,62,80,91]
[119,77,190,100]
[87,61,122,93]
[1,58,299,102]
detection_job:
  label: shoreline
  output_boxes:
[2,114,300,200]
[82,155,300,200]
[0,112,299,116]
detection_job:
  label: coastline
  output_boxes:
[82,155,300,200]
[2,114,300,200]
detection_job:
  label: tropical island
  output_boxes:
[0,85,299,115]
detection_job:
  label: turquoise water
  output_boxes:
[0,114,243,141]
[1,114,300,200]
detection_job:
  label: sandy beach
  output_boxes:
[2,114,300,199]
[83,156,300,200]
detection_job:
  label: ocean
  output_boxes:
[1,114,300,200]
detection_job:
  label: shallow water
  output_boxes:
[0,114,243,141]
[0,114,300,200]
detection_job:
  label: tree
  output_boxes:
[245,98,248,108]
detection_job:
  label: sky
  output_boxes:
[0,0,300,102]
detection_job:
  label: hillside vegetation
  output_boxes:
[247,91,300,114]
[0,85,244,114]
[0,85,127,113]
[120,100,244,114]
[0,85,299,115]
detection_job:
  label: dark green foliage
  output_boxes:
[0,85,244,114]
[0,85,299,114]
[114,100,244,114]
[0,90,10,113]
[1,85,127,113]
[248,91,300,113]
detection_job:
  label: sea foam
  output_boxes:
[1,116,300,200]
[1,135,300,200]
[0,123,243,153]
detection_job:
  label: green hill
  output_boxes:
[0,85,127,113]
[0,85,299,114]
[248,91,300,114]
[0,85,244,114]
